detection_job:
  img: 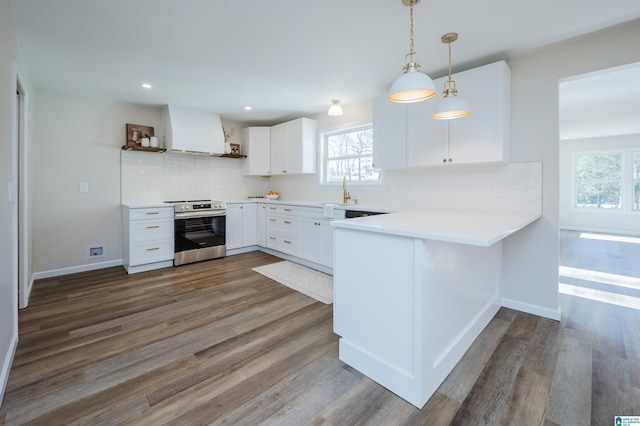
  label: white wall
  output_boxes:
[0,0,33,404]
[560,134,640,234]
[32,89,163,276]
[501,19,640,317]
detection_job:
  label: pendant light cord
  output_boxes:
[409,2,415,56]
[447,41,452,80]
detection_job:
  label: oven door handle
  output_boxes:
[174,210,226,219]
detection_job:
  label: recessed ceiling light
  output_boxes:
[244,106,252,111]
[141,83,152,89]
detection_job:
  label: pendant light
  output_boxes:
[431,33,471,120]
[387,0,436,104]
[328,99,344,116]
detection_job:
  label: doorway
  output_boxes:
[558,62,640,312]
[15,73,29,308]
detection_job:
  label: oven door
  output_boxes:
[174,211,226,266]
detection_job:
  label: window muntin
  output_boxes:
[321,124,380,184]
[634,151,640,210]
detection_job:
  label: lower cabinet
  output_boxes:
[257,203,267,246]
[234,202,344,272]
[226,203,258,250]
[122,205,174,274]
[298,207,344,267]
[266,205,298,255]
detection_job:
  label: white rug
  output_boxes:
[252,261,333,304]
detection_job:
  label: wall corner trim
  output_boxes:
[0,332,18,406]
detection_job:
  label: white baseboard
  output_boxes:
[0,333,18,407]
[226,246,259,256]
[560,226,640,237]
[501,297,561,321]
[257,247,333,275]
[33,259,123,280]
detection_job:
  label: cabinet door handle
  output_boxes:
[284,221,292,224]
[284,240,292,244]
[270,207,277,210]
[147,247,160,251]
[270,236,276,240]
[269,218,276,221]
[146,212,160,215]
[147,225,160,229]
[284,208,292,212]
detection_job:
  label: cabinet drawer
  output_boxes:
[265,205,298,216]
[131,219,174,242]
[130,240,174,265]
[266,234,297,254]
[129,207,174,220]
[266,214,297,235]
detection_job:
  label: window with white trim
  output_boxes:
[320,124,381,185]
[573,149,640,211]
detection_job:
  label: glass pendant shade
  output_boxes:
[388,68,436,103]
[431,95,470,120]
[328,99,344,116]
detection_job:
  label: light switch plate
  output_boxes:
[79,182,89,193]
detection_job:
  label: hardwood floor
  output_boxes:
[1,233,639,425]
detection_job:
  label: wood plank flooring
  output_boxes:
[1,231,639,425]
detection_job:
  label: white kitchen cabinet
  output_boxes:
[270,118,317,175]
[122,206,174,274]
[265,204,298,255]
[226,203,258,250]
[257,203,267,246]
[242,127,271,176]
[298,216,322,264]
[374,60,511,169]
[298,207,345,267]
[242,203,258,246]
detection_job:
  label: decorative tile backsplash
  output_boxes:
[121,151,267,204]
[122,150,541,216]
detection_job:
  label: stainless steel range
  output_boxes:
[165,199,226,266]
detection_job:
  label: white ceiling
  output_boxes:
[9,0,640,129]
[559,63,640,140]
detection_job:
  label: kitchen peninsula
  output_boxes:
[331,209,541,408]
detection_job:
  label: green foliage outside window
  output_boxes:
[575,153,621,208]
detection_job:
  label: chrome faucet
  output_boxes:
[342,176,351,204]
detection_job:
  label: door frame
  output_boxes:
[13,63,30,308]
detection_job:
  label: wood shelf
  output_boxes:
[219,154,247,159]
[121,145,166,153]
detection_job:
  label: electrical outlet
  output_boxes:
[89,246,104,257]
[79,182,89,193]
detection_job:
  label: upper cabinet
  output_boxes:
[374,60,511,169]
[242,127,271,176]
[270,118,317,175]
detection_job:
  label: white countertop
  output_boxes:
[225,199,394,213]
[331,209,541,247]
[122,203,172,209]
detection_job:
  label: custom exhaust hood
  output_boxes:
[162,105,225,155]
